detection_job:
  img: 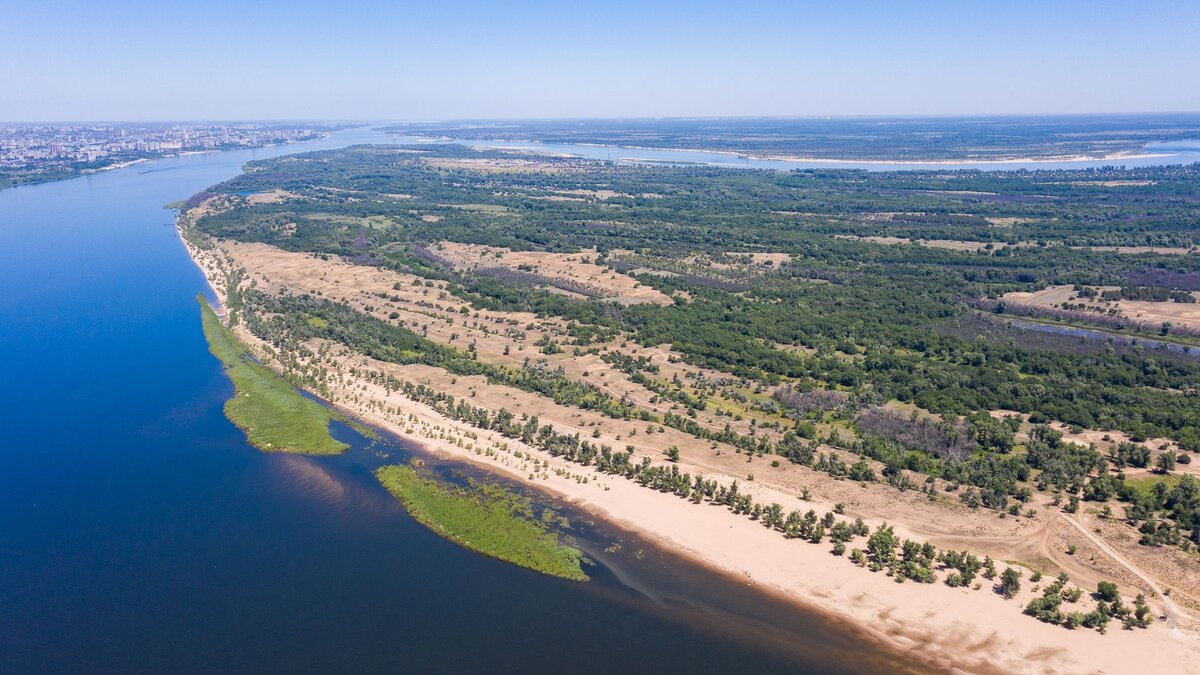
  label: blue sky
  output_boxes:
[3,0,1197,121]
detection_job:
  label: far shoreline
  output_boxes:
[404,133,1183,168]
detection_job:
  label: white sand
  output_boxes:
[181,229,1200,674]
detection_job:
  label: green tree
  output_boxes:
[1156,451,1177,474]
[999,567,1022,599]
[1096,581,1120,603]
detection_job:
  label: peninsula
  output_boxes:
[178,142,1200,673]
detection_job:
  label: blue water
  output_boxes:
[0,128,920,673]
[421,136,1200,172]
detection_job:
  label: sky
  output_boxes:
[2,0,1198,121]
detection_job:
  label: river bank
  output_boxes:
[563,141,1176,166]
[180,227,1200,674]
[6,125,932,673]
[404,133,1200,172]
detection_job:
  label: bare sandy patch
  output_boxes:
[424,157,574,174]
[835,235,1009,252]
[432,241,672,305]
[1002,284,1200,332]
[985,217,1026,227]
[245,189,297,205]
[728,252,793,267]
[1064,180,1158,187]
[837,234,910,246]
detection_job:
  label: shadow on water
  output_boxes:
[284,416,933,674]
[0,127,929,674]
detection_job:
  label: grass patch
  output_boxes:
[198,295,348,455]
[1123,473,1184,498]
[448,203,510,214]
[1004,559,1050,575]
[375,463,588,581]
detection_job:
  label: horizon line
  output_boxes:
[5,111,1200,125]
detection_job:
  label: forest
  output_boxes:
[191,143,1200,557]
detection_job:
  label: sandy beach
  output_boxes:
[178,226,1200,674]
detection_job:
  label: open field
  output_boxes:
[431,241,673,305]
[245,189,298,204]
[1002,284,1200,332]
[424,155,576,174]
[835,234,1012,252]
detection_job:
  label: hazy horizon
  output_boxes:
[5,112,1200,126]
[4,0,1199,121]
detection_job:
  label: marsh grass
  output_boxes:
[376,463,588,581]
[198,295,348,455]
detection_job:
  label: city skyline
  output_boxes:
[0,122,340,189]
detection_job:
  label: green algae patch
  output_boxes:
[198,295,348,455]
[376,463,588,581]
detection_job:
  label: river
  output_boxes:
[414,135,1200,172]
[0,127,928,673]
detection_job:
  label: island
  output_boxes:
[386,114,1200,163]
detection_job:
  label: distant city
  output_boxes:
[0,122,350,189]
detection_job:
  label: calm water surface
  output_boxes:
[0,128,925,673]
[427,136,1200,171]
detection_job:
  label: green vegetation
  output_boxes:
[361,377,1135,631]
[189,143,1200,553]
[1121,474,1184,499]
[198,295,348,455]
[375,463,588,581]
[999,567,1023,599]
[188,139,1197,633]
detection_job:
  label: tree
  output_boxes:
[1156,451,1177,474]
[865,524,898,571]
[999,567,1022,599]
[1096,581,1120,603]
[1130,594,1154,628]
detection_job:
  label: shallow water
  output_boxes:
[0,128,924,673]
[422,135,1200,172]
